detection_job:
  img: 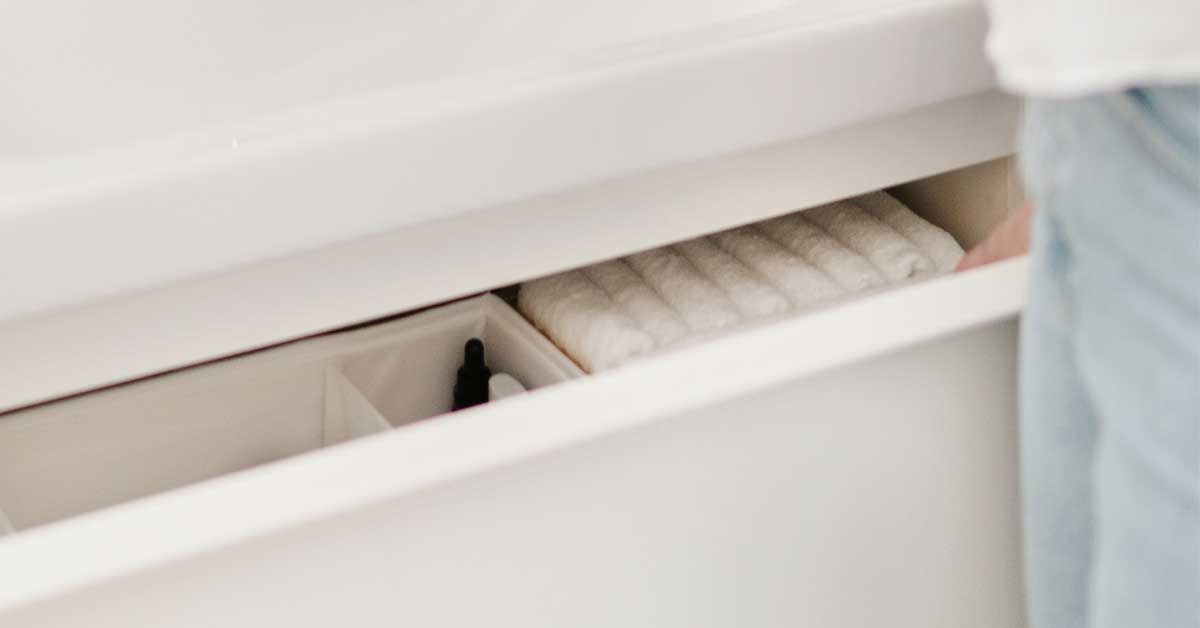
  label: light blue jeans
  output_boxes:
[1019,86,1199,628]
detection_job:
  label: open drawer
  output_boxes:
[0,155,1026,627]
[0,294,580,532]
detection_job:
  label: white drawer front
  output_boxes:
[0,317,1022,628]
[0,256,1027,626]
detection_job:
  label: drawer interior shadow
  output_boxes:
[889,158,1020,251]
[0,158,1018,536]
[0,295,579,533]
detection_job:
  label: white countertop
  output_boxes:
[3,0,835,158]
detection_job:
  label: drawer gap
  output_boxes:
[0,295,579,533]
[0,157,1017,535]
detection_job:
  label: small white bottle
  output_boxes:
[488,373,527,400]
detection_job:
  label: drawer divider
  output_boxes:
[322,370,392,447]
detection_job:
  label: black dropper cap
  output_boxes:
[452,338,491,410]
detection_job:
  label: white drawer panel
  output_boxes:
[0,251,1027,626]
[0,299,1023,628]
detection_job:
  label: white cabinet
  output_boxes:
[0,1,1027,625]
[0,158,1027,627]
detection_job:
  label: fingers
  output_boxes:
[956,203,1033,272]
[955,240,993,272]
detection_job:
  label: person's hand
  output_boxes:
[956,202,1033,272]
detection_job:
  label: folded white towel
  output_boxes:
[583,259,689,346]
[674,238,790,319]
[802,201,937,281]
[625,247,742,333]
[852,191,964,273]
[517,270,655,372]
[711,226,844,308]
[758,214,888,292]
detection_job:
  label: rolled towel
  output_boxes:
[803,201,937,281]
[712,226,844,308]
[625,247,742,333]
[583,259,689,346]
[851,191,964,273]
[758,214,888,292]
[674,237,791,319]
[518,270,656,372]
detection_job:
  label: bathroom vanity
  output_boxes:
[0,1,1025,626]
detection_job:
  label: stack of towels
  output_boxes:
[518,192,963,372]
